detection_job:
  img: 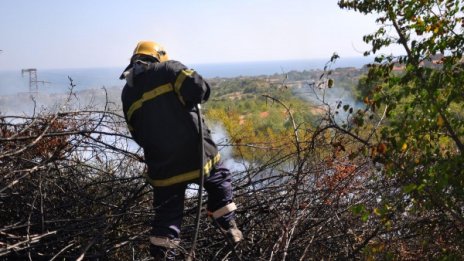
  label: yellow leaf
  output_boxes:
[373,208,381,216]
[384,220,392,230]
[417,18,424,27]
[401,143,408,152]
[437,115,444,127]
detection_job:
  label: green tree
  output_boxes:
[339,0,464,257]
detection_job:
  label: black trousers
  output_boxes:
[151,162,235,239]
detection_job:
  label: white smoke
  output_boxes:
[293,81,366,126]
[210,123,249,173]
[0,87,122,116]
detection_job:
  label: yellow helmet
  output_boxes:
[133,41,169,62]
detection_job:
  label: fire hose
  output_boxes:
[186,104,205,261]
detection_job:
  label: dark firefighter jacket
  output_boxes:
[121,60,220,187]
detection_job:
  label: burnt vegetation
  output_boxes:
[0,82,384,260]
[2,0,464,258]
[2,58,461,261]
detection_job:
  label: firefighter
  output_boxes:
[120,41,243,260]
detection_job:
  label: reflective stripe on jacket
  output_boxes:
[121,60,219,187]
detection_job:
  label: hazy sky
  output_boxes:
[0,0,382,71]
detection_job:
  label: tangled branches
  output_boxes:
[0,94,149,260]
[1,82,461,260]
[0,89,380,260]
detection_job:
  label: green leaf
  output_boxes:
[328,79,334,88]
[361,213,369,222]
[351,204,365,214]
[403,184,417,193]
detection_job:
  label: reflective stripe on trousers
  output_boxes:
[151,161,236,239]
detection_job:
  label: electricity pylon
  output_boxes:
[21,68,50,94]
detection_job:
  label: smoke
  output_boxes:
[295,81,361,108]
[209,123,249,173]
[0,89,249,174]
[0,87,123,116]
[293,81,365,125]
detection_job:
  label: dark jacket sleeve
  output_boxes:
[169,61,211,107]
[121,85,142,146]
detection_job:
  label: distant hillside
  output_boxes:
[1,67,367,116]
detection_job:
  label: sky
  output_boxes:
[0,0,383,71]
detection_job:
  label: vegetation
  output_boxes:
[1,78,385,260]
[1,0,463,260]
[339,0,464,258]
[204,76,316,162]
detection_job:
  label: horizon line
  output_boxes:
[0,56,373,72]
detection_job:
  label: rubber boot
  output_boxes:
[224,220,243,243]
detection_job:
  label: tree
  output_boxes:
[339,0,464,258]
